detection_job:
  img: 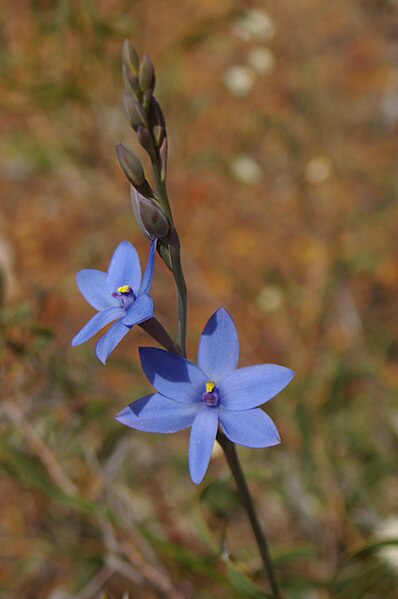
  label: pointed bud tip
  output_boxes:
[122,40,140,75]
[116,143,146,186]
[123,92,145,130]
[131,187,170,239]
[139,54,156,94]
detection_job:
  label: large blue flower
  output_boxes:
[72,240,156,364]
[117,308,294,484]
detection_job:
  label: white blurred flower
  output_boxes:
[380,88,398,128]
[230,155,262,185]
[223,65,256,97]
[248,46,276,74]
[47,591,70,599]
[232,9,275,42]
[257,285,283,313]
[375,516,398,572]
[305,156,332,184]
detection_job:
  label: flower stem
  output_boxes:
[169,241,187,356]
[216,432,283,599]
[151,161,187,356]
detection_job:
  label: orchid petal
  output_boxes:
[139,238,157,295]
[107,240,141,293]
[188,406,219,485]
[122,293,154,326]
[219,407,281,448]
[139,347,207,404]
[219,364,295,411]
[76,269,117,310]
[116,393,201,433]
[95,319,130,364]
[71,307,124,347]
[198,308,239,381]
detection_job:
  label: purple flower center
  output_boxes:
[202,382,220,407]
[112,285,136,311]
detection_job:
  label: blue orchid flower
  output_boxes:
[116,307,294,484]
[72,240,156,364]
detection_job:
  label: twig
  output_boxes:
[2,399,78,496]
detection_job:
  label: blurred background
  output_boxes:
[1,1,398,597]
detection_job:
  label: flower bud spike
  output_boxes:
[149,97,166,127]
[159,137,168,181]
[137,126,156,160]
[139,54,156,95]
[122,40,140,76]
[142,90,153,111]
[122,65,140,97]
[131,187,170,240]
[116,143,145,187]
[123,92,146,131]
[152,125,164,147]
[157,239,173,271]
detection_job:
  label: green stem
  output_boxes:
[151,160,187,356]
[217,432,283,599]
[169,241,187,356]
[152,161,172,220]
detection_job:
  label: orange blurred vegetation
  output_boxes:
[1,1,398,598]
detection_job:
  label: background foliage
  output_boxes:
[1,1,398,597]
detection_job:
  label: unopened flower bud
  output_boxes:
[116,143,145,187]
[139,54,156,95]
[149,97,166,146]
[122,40,140,76]
[152,125,163,146]
[122,65,140,97]
[137,125,156,159]
[159,137,168,181]
[131,187,170,239]
[123,91,146,130]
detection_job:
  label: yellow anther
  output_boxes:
[117,285,132,294]
[206,381,216,393]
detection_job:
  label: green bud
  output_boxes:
[131,187,170,239]
[149,97,165,127]
[139,54,155,94]
[123,91,146,130]
[149,97,166,146]
[123,65,140,96]
[157,239,172,271]
[116,143,145,187]
[152,125,162,146]
[137,125,156,159]
[159,137,168,181]
[122,40,139,76]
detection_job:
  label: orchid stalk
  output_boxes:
[72,40,295,598]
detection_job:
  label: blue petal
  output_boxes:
[198,308,239,382]
[71,307,124,347]
[219,407,281,448]
[139,347,207,404]
[107,240,141,293]
[188,406,219,484]
[139,238,157,295]
[95,319,130,364]
[116,393,201,433]
[122,293,154,326]
[219,364,295,411]
[76,269,117,310]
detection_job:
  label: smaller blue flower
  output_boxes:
[116,308,295,484]
[72,239,156,364]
